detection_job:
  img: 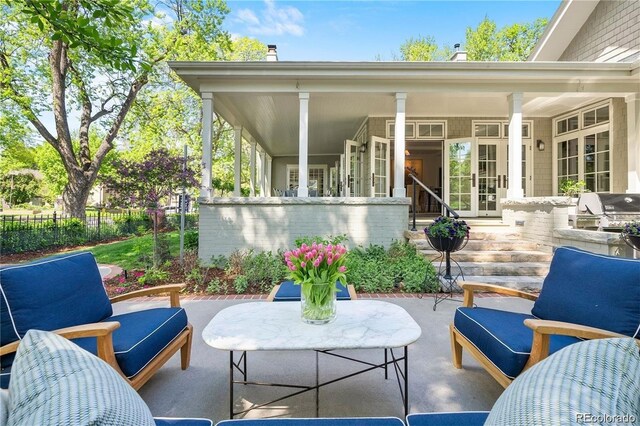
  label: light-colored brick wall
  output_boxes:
[559,0,640,62]
[198,198,410,260]
[502,198,573,248]
[611,98,628,192]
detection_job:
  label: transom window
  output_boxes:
[386,120,446,140]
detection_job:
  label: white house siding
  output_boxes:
[559,0,640,62]
[198,197,410,260]
[611,98,628,193]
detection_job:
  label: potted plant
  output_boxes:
[284,242,348,324]
[621,221,640,251]
[424,216,470,252]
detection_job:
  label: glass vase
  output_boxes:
[300,281,337,324]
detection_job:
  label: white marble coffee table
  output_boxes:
[202,300,422,418]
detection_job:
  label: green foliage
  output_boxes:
[153,232,172,266]
[0,172,41,205]
[138,267,170,285]
[89,231,181,270]
[465,17,548,61]
[345,242,438,293]
[294,234,348,247]
[226,250,286,293]
[233,275,249,294]
[425,216,470,239]
[206,277,223,294]
[559,179,587,197]
[184,230,199,251]
[399,35,451,61]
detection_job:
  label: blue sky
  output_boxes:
[224,0,561,61]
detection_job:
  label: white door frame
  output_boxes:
[370,136,391,197]
[444,137,478,217]
[344,139,361,197]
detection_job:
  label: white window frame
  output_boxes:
[386,119,446,140]
[473,122,502,139]
[552,100,613,194]
[286,164,329,195]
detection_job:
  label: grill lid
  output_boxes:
[577,193,640,216]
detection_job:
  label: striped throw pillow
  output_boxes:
[7,330,155,426]
[485,338,640,425]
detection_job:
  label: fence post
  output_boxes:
[97,209,101,240]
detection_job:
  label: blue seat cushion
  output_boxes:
[0,252,112,369]
[217,418,404,426]
[155,418,213,426]
[532,246,640,338]
[406,412,490,426]
[273,280,351,301]
[454,307,581,379]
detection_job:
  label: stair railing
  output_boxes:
[406,168,461,282]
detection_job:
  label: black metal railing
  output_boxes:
[406,169,460,281]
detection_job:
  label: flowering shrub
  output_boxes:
[425,216,470,239]
[622,221,640,236]
[284,242,348,286]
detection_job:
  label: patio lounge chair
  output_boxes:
[449,246,640,388]
[0,251,193,390]
[267,280,357,301]
[1,329,209,425]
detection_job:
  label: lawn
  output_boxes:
[89,231,181,270]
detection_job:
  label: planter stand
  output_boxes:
[426,235,469,311]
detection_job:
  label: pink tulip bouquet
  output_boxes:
[284,242,348,323]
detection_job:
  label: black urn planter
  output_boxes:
[622,234,640,251]
[427,235,467,253]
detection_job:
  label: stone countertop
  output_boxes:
[202,300,422,351]
[501,196,575,207]
[198,196,411,206]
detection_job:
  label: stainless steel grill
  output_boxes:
[574,193,640,230]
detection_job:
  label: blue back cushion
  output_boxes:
[0,252,113,348]
[532,246,640,338]
[273,280,352,301]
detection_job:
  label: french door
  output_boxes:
[369,136,391,197]
[477,140,504,216]
[343,139,361,197]
[444,138,477,217]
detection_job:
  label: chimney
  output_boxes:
[266,44,278,62]
[450,43,467,62]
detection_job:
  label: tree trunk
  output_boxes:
[61,172,94,219]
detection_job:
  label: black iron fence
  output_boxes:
[0,210,153,255]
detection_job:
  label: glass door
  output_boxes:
[369,136,390,197]
[477,141,502,216]
[343,139,361,197]
[444,138,477,216]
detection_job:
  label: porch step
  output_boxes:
[419,250,553,263]
[460,276,545,292]
[412,238,544,252]
[454,261,550,277]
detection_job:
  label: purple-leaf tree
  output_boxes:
[102,148,198,266]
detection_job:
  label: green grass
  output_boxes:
[88,232,181,270]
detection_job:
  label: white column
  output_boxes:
[298,93,309,197]
[393,93,407,197]
[259,148,266,197]
[266,155,272,197]
[626,94,640,193]
[249,140,257,197]
[507,93,524,199]
[233,126,242,196]
[200,93,213,199]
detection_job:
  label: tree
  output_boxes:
[399,35,450,61]
[0,172,41,206]
[465,17,548,61]
[0,0,230,218]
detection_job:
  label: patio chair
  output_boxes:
[267,280,357,301]
[407,337,639,425]
[0,251,193,390]
[449,246,640,388]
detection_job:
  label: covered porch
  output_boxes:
[169,60,640,257]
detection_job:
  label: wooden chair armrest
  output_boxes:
[460,281,538,307]
[266,284,280,301]
[522,319,630,370]
[0,321,120,367]
[347,284,357,300]
[110,283,186,307]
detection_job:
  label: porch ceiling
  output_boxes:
[169,60,640,156]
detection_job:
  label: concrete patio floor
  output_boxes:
[113,295,534,423]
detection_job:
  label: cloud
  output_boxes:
[234,0,304,37]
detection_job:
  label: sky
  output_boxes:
[224,0,561,61]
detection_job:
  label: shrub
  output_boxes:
[345,245,395,293]
[234,275,249,294]
[294,234,348,247]
[138,268,169,285]
[388,241,438,293]
[184,230,198,251]
[225,249,286,293]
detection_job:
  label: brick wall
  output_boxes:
[502,198,573,247]
[198,198,410,260]
[559,0,640,62]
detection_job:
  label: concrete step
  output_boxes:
[419,250,553,263]
[412,238,543,252]
[452,261,550,277]
[460,275,545,292]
